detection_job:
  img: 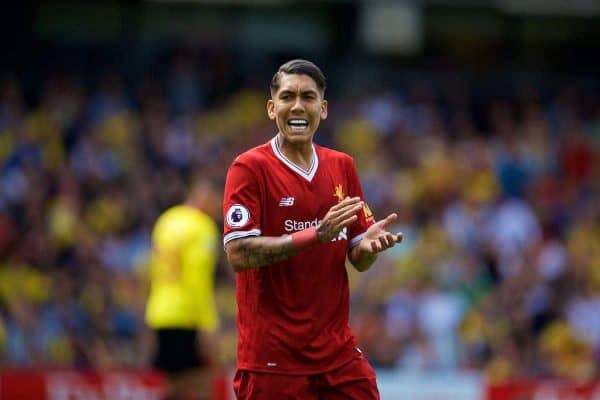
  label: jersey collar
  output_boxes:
[270,135,319,182]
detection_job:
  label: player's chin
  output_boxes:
[282,128,315,142]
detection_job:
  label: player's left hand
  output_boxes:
[359,213,403,254]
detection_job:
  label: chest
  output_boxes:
[259,162,351,234]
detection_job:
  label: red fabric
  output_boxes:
[488,379,600,399]
[223,137,374,374]
[233,354,379,399]
[0,369,169,400]
[562,142,593,182]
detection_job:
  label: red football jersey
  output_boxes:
[223,135,375,374]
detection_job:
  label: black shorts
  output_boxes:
[153,328,204,374]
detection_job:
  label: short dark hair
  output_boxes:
[270,59,327,98]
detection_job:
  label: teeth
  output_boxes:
[288,119,308,126]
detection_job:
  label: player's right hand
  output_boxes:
[316,197,363,242]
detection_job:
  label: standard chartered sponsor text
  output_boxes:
[284,219,347,241]
[284,218,320,232]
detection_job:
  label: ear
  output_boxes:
[267,99,276,120]
[320,100,328,120]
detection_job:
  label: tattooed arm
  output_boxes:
[225,235,296,272]
[226,197,364,272]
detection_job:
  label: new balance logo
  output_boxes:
[279,197,295,206]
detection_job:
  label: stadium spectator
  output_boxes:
[0,51,598,390]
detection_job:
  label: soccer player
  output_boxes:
[223,59,403,399]
[145,179,221,400]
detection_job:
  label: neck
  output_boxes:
[276,132,314,171]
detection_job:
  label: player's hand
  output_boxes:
[317,197,363,242]
[358,213,403,254]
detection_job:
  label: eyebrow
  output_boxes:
[279,89,318,96]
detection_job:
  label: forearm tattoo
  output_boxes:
[227,236,297,271]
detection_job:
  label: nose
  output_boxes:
[291,97,304,113]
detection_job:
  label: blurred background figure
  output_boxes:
[145,179,222,400]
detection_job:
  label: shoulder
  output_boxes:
[230,142,272,168]
[158,206,217,234]
[195,210,219,233]
[156,205,184,223]
[156,206,195,228]
[153,206,188,241]
[315,144,355,166]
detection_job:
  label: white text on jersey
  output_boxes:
[284,218,319,231]
[284,219,347,242]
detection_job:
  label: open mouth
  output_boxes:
[287,119,309,131]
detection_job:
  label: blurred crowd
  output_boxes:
[0,52,599,384]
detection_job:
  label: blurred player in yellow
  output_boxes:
[145,179,221,400]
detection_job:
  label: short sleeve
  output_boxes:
[346,157,375,248]
[223,159,262,246]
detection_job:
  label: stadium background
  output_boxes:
[1,1,599,398]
